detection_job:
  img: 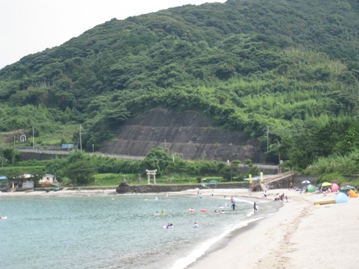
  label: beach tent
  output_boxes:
[331,183,339,192]
[301,180,310,184]
[321,182,332,187]
[346,185,357,192]
[336,192,349,203]
[340,187,351,192]
[349,189,358,198]
[307,185,316,193]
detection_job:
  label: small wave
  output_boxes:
[170,217,263,269]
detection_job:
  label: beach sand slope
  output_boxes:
[189,190,359,269]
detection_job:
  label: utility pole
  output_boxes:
[32,127,35,149]
[79,125,82,151]
[266,126,269,151]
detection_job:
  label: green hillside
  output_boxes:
[0,0,359,170]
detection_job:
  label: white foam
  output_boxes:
[170,217,263,269]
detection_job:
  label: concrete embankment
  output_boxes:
[116,182,246,194]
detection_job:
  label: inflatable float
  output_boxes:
[313,200,336,206]
[188,208,195,212]
[0,216,7,220]
[200,209,207,213]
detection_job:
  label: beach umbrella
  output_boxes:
[340,187,351,192]
[336,192,349,203]
[307,184,316,193]
[301,180,310,184]
[321,182,332,187]
[331,183,339,192]
[346,185,357,190]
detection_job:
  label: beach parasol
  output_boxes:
[321,182,332,187]
[301,180,310,184]
[346,185,357,190]
[307,184,316,193]
[339,187,351,192]
[331,183,339,192]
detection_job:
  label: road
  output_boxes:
[18,149,279,168]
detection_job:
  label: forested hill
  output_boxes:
[0,0,359,169]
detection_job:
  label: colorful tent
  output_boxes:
[307,184,316,193]
[331,183,339,192]
[336,192,349,203]
[349,189,358,198]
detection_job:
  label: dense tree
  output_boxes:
[0,0,359,170]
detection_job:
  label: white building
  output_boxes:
[39,174,57,184]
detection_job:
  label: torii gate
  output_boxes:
[146,169,157,184]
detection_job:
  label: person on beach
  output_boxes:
[262,190,267,198]
[253,202,258,213]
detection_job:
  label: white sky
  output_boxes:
[0,0,226,69]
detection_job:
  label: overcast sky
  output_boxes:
[0,0,226,69]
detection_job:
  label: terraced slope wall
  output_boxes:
[100,108,264,162]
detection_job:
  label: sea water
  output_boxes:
[0,193,276,269]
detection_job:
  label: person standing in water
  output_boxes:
[231,202,236,210]
[253,202,258,213]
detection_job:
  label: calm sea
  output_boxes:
[0,193,278,269]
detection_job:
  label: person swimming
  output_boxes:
[193,222,199,228]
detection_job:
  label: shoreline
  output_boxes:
[187,189,359,269]
[2,188,358,268]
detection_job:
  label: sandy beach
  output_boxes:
[186,188,359,269]
[1,187,358,269]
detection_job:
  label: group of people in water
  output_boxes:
[159,193,263,230]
